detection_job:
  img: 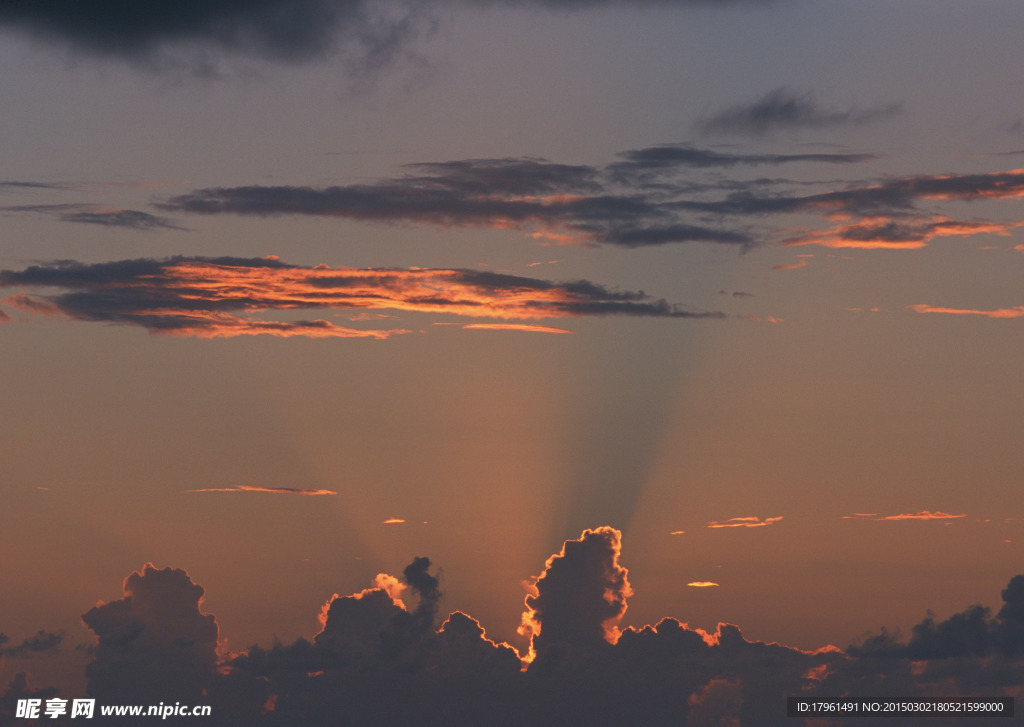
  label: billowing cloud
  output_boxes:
[707,515,783,528]
[81,563,219,704]
[518,526,633,663]
[843,511,966,521]
[696,88,902,136]
[15,528,1024,725]
[850,575,1024,665]
[0,255,719,338]
[186,485,337,495]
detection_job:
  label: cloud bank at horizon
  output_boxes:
[4,527,1024,726]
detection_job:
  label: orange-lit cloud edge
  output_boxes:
[186,485,337,496]
[44,525,1024,726]
[842,510,966,521]
[909,303,1024,319]
[0,256,719,338]
[707,515,783,528]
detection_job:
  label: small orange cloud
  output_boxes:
[909,303,1024,319]
[669,530,686,535]
[186,485,337,496]
[687,581,720,588]
[462,323,574,334]
[773,259,808,270]
[382,518,406,524]
[707,516,783,529]
[844,511,966,521]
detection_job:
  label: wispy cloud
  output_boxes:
[382,518,406,524]
[843,511,966,521]
[909,304,1024,319]
[707,516,783,529]
[2,203,183,231]
[686,581,720,588]
[696,88,902,137]
[0,255,718,338]
[186,485,337,496]
[160,147,1024,253]
[0,0,780,72]
[461,323,573,334]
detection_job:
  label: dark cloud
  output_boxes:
[0,631,63,659]
[850,573,1024,662]
[519,527,632,662]
[160,144,887,250]
[0,255,721,338]
[159,144,1024,252]
[14,529,1024,725]
[0,0,774,72]
[696,88,902,137]
[2,204,183,231]
[81,563,219,704]
[0,673,59,727]
[0,0,404,66]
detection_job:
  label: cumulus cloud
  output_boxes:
[696,88,902,137]
[80,563,219,704]
[518,526,633,663]
[15,529,1024,725]
[0,255,720,338]
[850,575,1024,666]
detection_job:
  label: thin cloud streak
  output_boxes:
[0,255,720,338]
[2,203,184,230]
[462,322,573,334]
[843,511,967,521]
[707,516,783,528]
[186,485,338,495]
[910,304,1024,319]
[696,87,902,137]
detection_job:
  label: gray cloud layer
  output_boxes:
[0,0,774,69]
[160,144,1024,251]
[697,88,903,137]
[161,144,882,250]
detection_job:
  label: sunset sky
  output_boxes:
[3,1,1024,723]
